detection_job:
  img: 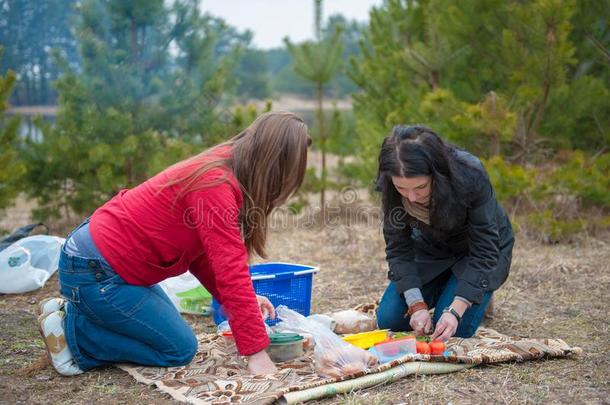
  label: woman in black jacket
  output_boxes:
[375,125,514,341]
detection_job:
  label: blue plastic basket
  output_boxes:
[211,262,318,326]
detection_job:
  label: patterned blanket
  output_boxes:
[120,327,582,404]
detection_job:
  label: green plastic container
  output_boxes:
[176,286,212,315]
[266,332,304,362]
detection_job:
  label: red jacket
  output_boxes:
[90,150,269,356]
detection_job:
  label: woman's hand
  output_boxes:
[247,350,277,375]
[256,295,275,320]
[431,300,468,341]
[430,312,459,341]
[409,309,433,336]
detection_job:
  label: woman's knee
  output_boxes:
[164,331,197,366]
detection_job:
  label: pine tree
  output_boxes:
[499,0,577,162]
[538,0,610,152]
[22,0,239,220]
[349,0,583,185]
[0,0,79,105]
[285,0,344,213]
[0,47,25,210]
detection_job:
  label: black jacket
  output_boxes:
[383,151,514,304]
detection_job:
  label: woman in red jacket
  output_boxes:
[37,111,311,376]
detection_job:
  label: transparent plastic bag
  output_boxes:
[276,306,378,378]
[307,314,336,331]
[0,235,64,294]
[328,309,377,334]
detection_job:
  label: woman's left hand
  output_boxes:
[256,295,275,320]
[430,312,458,341]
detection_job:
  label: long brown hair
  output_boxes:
[165,111,311,257]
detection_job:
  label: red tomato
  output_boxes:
[429,340,446,355]
[416,340,430,354]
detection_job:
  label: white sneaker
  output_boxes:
[38,311,83,376]
[38,297,65,317]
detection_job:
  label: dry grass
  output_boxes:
[1,201,609,404]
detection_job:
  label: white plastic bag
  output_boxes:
[276,306,378,378]
[328,310,377,334]
[307,314,337,331]
[158,273,212,315]
[0,235,65,293]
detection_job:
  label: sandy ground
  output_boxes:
[1,202,609,404]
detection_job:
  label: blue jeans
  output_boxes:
[376,271,492,338]
[58,221,198,371]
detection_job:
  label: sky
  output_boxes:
[198,0,383,49]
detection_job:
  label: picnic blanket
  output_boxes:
[119,327,582,404]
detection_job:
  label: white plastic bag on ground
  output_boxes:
[158,273,212,315]
[0,235,65,294]
[275,306,378,378]
[328,310,377,334]
[307,314,337,331]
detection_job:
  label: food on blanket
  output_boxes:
[363,350,379,367]
[429,340,446,355]
[317,361,365,378]
[416,340,431,354]
[319,352,340,367]
[300,332,314,350]
[340,362,365,375]
[316,352,342,378]
[265,332,304,362]
[315,343,379,378]
[275,306,378,378]
[317,365,343,379]
[330,310,377,334]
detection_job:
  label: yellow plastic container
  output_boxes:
[342,329,389,349]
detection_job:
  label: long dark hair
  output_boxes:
[376,125,468,233]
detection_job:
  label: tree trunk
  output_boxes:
[518,35,554,163]
[40,63,48,105]
[490,135,500,157]
[126,156,135,186]
[430,70,440,90]
[130,17,139,63]
[24,70,32,105]
[317,82,326,218]
[513,112,530,164]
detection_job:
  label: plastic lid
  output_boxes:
[374,335,414,346]
[394,335,416,341]
[392,333,416,340]
[268,332,303,344]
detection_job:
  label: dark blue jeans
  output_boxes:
[58,223,197,371]
[376,270,492,338]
